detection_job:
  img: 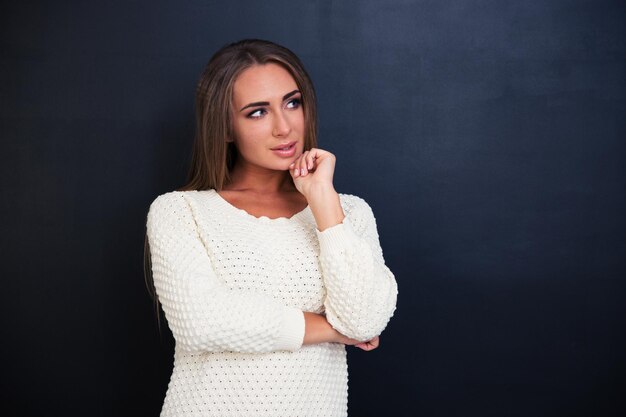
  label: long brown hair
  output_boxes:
[143,39,319,332]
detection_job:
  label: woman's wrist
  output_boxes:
[306,184,345,232]
[302,312,338,345]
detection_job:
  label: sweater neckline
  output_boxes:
[199,189,311,224]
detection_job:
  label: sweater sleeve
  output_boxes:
[146,191,305,354]
[315,195,398,342]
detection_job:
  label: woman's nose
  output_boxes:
[272,111,291,137]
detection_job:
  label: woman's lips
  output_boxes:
[271,141,296,157]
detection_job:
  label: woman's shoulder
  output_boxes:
[149,189,186,207]
[146,189,201,220]
[149,189,207,204]
[147,189,375,222]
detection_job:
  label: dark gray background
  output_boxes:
[2,1,625,416]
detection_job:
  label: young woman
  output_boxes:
[144,38,398,417]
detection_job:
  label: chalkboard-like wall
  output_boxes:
[2,1,624,416]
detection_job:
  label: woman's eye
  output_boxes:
[247,108,265,118]
[286,98,301,109]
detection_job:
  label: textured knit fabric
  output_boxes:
[145,188,398,417]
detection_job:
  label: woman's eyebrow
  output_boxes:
[239,89,300,112]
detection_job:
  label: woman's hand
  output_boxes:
[303,312,380,351]
[336,332,381,352]
[289,147,336,197]
[354,336,380,351]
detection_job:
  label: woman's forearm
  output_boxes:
[302,312,341,345]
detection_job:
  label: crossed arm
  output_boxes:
[146,191,396,354]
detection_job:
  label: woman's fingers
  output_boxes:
[370,336,380,349]
[290,148,323,178]
[306,149,316,171]
[290,154,303,177]
[290,151,314,177]
[355,336,380,351]
[300,151,310,175]
[337,332,381,351]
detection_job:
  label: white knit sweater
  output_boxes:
[146,188,398,417]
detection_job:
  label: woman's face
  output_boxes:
[230,63,305,172]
